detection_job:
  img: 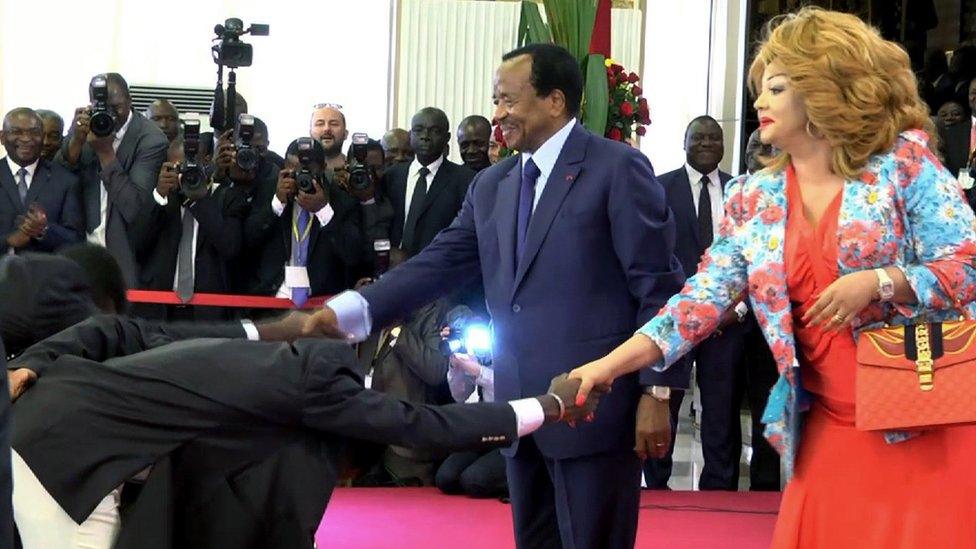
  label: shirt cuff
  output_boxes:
[508,397,546,437]
[326,290,372,343]
[314,203,335,227]
[271,195,285,217]
[153,189,169,206]
[475,366,494,388]
[241,320,260,341]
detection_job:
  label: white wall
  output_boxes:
[0,0,393,155]
[640,1,713,174]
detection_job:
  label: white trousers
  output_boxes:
[11,450,121,549]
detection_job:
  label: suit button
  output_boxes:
[512,304,521,313]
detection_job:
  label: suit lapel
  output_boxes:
[0,159,24,213]
[496,161,521,284]
[512,125,587,293]
[415,161,452,219]
[673,169,702,250]
[114,111,141,167]
[24,161,48,207]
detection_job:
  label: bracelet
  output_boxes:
[547,392,566,422]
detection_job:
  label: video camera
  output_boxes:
[178,120,206,199]
[88,75,116,138]
[347,132,375,192]
[212,18,269,69]
[294,137,319,194]
[235,114,259,171]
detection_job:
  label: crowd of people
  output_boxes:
[2,5,976,549]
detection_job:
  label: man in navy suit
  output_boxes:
[0,108,84,255]
[306,44,684,548]
[644,116,747,491]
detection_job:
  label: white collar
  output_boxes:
[521,118,576,179]
[685,164,719,186]
[115,110,134,143]
[409,154,445,178]
[6,157,39,180]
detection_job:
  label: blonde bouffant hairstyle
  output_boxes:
[748,7,935,178]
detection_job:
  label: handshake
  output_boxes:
[535,373,609,426]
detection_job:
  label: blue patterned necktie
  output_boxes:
[516,158,541,262]
[291,207,311,308]
[16,168,28,206]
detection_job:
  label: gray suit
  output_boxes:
[56,111,168,286]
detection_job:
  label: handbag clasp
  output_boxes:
[915,322,934,391]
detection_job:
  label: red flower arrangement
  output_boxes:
[605,58,650,143]
[492,122,516,159]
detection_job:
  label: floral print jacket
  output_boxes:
[638,130,976,477]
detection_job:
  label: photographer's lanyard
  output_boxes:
[291,207,312,266]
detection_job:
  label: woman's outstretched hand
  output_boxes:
[568,360,616,408]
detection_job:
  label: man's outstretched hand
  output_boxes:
[255,311,313,342]
[538,373,610,426]
[302,307,344,338]
[8,368,37,402]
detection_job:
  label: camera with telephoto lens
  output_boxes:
[235,114,259,171]
[88,76,116,138]
[439,317,493,360]
[294,137,319,194]
[178,120,206,199]
[347,133,374,192]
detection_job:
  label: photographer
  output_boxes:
[57,73,168,287]
[354,256,455,486]
[435,306,508,499]
[309,104,347,170]
[244,137,368,301]
[336,135,395,275]
[252,116,285,169]
[131,122,246,321]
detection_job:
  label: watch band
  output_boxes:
[646,386,671,400]
[875,268,894,302]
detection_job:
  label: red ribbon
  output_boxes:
[127,290,329,310]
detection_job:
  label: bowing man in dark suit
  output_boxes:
[8,314,601,549]
[307,44,685,549]
[384,107,475,257]
[0,108,83,255]
[245,138,368,302]
[131,144,247,321]
[644,116,748,491]
[56,73,169,287]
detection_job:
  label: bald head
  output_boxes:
[309,106,348,159]
[146,99,180,142]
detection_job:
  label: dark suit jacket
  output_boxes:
[937,119,970,177]
[361,123,685,459]
[245,179,369,296]
[56,110,169,286]
[0,321,10,549]
[384,159,475,256]
[0,158,83,254]
[11,315,516,548]
[131,185,246,317]
[658,167,746,387]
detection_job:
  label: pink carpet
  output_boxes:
[316,488,781,548]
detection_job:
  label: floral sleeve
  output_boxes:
[637,175,752,370]
[892,136,976,317]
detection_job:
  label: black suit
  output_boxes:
[384,159,474,256]
[56,111,169,286]
[0,158,83,255]
[0,320,10,549]
[245,178,369,296]
[10,315,517,549]
[647,166,748,491]
[131,185,246,320]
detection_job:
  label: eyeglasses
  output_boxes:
[312,102,343,111]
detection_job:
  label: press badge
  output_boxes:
[285,266,311,289]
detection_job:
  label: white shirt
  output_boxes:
[5,158,39,192]
[448,360,495,403]
[87,110,134,247]
[271,200,336,298]
[403,155,445,230]
[521,118,577,212]
[685,164,724,238]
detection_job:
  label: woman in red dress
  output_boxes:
[569,7,976,547]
